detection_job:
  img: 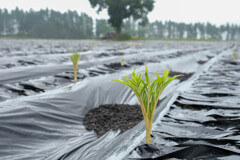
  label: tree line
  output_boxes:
[0,8,93,39]
[0,8,240,40]
[122,19,240,40]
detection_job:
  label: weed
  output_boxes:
[115,34,132,41]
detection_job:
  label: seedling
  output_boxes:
[121,57,125,66]
[233,51,237,62]
[70,52,80,82]
[24,49,28,55]
[89,41,92,50]
[114,64,181,144]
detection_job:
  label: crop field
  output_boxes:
[0,39,239,159]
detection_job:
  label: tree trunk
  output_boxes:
[115,27,121,35]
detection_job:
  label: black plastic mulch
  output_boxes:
[169,71,193,82]
[0,40,235,160]
[127,56,240,159]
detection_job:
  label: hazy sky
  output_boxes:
[1,0,239,25]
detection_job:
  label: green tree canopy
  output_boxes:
[89,0,155,34]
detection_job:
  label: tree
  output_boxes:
[96,19,114,38]
[89,0,155,34]
[0,9,3,34]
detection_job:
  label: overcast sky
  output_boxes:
[0,0,240,25]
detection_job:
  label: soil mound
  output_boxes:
[83,104,143,137]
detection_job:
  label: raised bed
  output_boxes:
[0,39,237,159]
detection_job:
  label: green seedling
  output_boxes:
[70,52,80,82]
[24,49,28,55]
[114,64,181,144]
[89,41,92,50]
[233,51,237,62]
[121,57,125,66]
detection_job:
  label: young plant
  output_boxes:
[70,52,80,82]
[233,51,237,62]
[114,65,181,144]
[121,57,125,66]
[89,41,92,50]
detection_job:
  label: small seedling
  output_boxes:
[70,52,80,82]
[24,49,28,55]
[121,57,125,66]
[89,41,92,50]
[114,64,181,144]
[233,51,237,62]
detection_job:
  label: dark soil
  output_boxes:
[197,60,207,64]
[174,101,212,110]
[229,61,239,65]
[202,93,234,97]
[83,104,143,137]
[169,71,194,82]
[20,84,45,93]
[95,53,110,58]
[104,62,130,70]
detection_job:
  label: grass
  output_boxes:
[132,37,223,42]
[0,35,31,39]
[115,34,132,41]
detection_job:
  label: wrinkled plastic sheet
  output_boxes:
[125,45,240,159]
[0,40,235,159]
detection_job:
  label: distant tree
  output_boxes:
[2,9,10,35]
[0,9,3,34]
[195,23,205,39]
[122,18,138,36]
[89,0,155,34]
[177,23,185,39]
[137,25,147,37]
[230,24,238,40]
[166,21,172,38]
[96,19,114,38]
[155,21,164,38]
[186,23,194,39]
